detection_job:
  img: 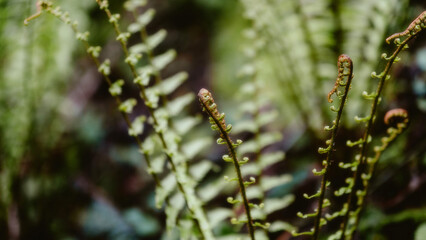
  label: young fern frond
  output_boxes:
[314,55,354,239]
[198,88,256,240]
[293,54,354,238]
[339,12,425,239]
[385,11,426,44]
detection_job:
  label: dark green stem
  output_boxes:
[199,99,256,240]
[351,123,406,239]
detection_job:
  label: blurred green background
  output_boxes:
[0,0,426,239]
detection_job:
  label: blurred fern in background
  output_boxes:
[0,0,425,239]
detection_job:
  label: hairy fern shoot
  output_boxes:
[199,88,256,240]
[293,54,354,238]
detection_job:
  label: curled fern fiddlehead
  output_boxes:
[293,55,354,238]
[385,11,426,44]
[327,54,353,103]
[384,108,409,127]
[199,88,256,240]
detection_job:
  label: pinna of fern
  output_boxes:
[25,1,216,239]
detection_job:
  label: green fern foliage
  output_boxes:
[25,1,216,238]
[236,0,411,133]
[19,0,425,239]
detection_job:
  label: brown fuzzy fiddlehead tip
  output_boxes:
[328,54,353,103]
[384,108,409,127]
[386,11,426,44]
[198,88,226,130]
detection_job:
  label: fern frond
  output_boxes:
[25,1,216,238]
[199,88,256,240]
[296,54,354,239]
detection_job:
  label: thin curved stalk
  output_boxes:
[198,88,256,240]
[312,55,354,240]
[350,109,408,238]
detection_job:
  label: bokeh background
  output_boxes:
[1,0,426,239]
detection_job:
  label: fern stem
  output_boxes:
[339,35,415,240]
[313,55,353,240]
[351,118,407,239]
[199,89,256,240]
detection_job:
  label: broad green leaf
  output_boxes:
[183,137,212,159]
[152,49,176,71]
[256,109,278,126]
[137,8,155,28]
[268,220,296,232]
[167,93,194,116]
[238,132,282,155]
[165,193,185,233]
[261,174,292,191]
[108,79,124,96]
[189,160,213,181]
[173,116,202,135]
[148,71,188,96]
[254,230,268,240]
[128,22,143,33]
[124,0,147,11]
[178,219,196,240]
[119,98,137,113]
[245,185,263,200]
[129,43,147,54]
[259,151,285,168]
[232,120,258,134]
[140,134,157,155]
[207,208,233,228]
[128,115,146,136]
[155,173,176,208]
[149,155,166,174]
[264,195,294,214]
[147,29,167,50]
[198,179,228,202]
[129,30,167,53]
[241,163,260,176]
